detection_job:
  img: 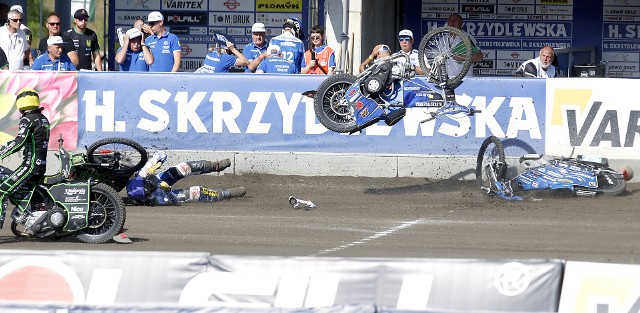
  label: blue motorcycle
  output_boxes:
[476,136,631,200]
[309,26,479,133]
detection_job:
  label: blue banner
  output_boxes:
[77,73,545,156]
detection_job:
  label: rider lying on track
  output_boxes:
[113,151,245,243]
[0,89,50,229]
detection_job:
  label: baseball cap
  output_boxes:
[251,22,266,33]
[398,29,413,39]
[267,44,280,55]
[74,9,89,19]
[47,36,64,46]
[9,5,23,14]
[126,28,142,40]
[148,11,163,23]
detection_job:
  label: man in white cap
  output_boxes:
[394,29,424,75]
[255,44,297,74]
[145,11,181,72]
[31,36,77,71]
[243,22,268,72]
[9,5,33,69]
[0,7,31,70]
[66,8,102,71]
[115,28,154,71]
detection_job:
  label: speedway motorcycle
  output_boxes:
[476,136,632,200]
[308,26,479,134]
[1,137,147,243]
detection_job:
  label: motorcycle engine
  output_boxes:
[363,62,392,96]
[25,206,66,236]
[390,62,416,81]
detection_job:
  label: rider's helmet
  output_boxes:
[283,17,305,41]
[15,88,40,111]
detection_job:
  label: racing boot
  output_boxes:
[177,186,246,202]
[186,159,231,174]
[113,226,132,244]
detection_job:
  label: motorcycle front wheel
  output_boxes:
[75,183,126,244]
[86,137,148,176]
[313,74,359,133]
[476,136,507,196]
[418,26,473,89]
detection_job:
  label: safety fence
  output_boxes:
[0,249,636,312]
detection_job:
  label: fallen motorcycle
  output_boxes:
[476,136,632,200]
[307,26,479,134]
[3,137,147,243]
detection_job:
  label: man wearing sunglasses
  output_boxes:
[394,29,424,75]
[0,8,31,70]
[66,9,102,71]
[38,13,79,67]
[9,6,33,70]
[301,25,335,75]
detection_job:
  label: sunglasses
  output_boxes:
[310,35,322,40]
[148,21,160,26]
[398,37,412,42]
[10,18,22,23]
[48,22,61,26]
[77,18,88,22]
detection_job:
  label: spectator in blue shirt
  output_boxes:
[244,22,268,73]
[31,36,77,71]
[115,27,153,71]
[145,11,181,72]
[255,44,297,74]
[268,19,305,73]
[198,40,248,73]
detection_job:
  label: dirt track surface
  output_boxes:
[1,173,639,264]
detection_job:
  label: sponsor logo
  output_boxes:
[181,44,192,56]
[511,52,520,58]
[462,5,495,13]
[164,11,208,26]
[64,188,87,196]
[224,0,241,10]
[211,13,251,25]
[256,0,302,12]
[69,205,85,212]
[164,0,204,9]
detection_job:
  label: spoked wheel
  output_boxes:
[10,220,29,237]
[418,26,473,88]
[476,136,507,196]
[75,183,125,244]
[313,74,358,133]
[594,171,626,196]
[86,138,148,176]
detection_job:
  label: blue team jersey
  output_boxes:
[146,31,181,72]
[242,41,268,73]
[257,56,297,74]
[202,50,237,73]
[117,47,149,72]
[32,53,77,71]
[268,32,304,73]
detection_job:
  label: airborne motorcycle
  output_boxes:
[476,136,631,200]
[2,137,147,243]
[309,26,479,134]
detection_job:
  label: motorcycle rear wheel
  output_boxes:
[75,183,126,244]
[86,138,148,176]
[418,26,473,89]
[314,74,359,133]
[595,171,626,196]
[476,136,507,195]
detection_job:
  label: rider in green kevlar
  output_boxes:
[0,89,50,229]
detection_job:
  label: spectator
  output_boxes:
[268,19,305,73]
[301,25,336,75]
[134,19,153,41]
[447,13,483,76]
[115,28,153,71]
[38,13,79,67]
[145,11,181,72]
[255,44,297,74]
[199,40,248,73]
[515,46,557,78]
[66,9,102,71]
[9,5,33,70]
[0,8,30,71]
[244,22,268,73]
[394,29,424,75]
[0,47,8,70]
[359,44,391,73]
[32,36,77,71]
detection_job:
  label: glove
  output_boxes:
[159,181,171,192]
[146,162,162,176]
